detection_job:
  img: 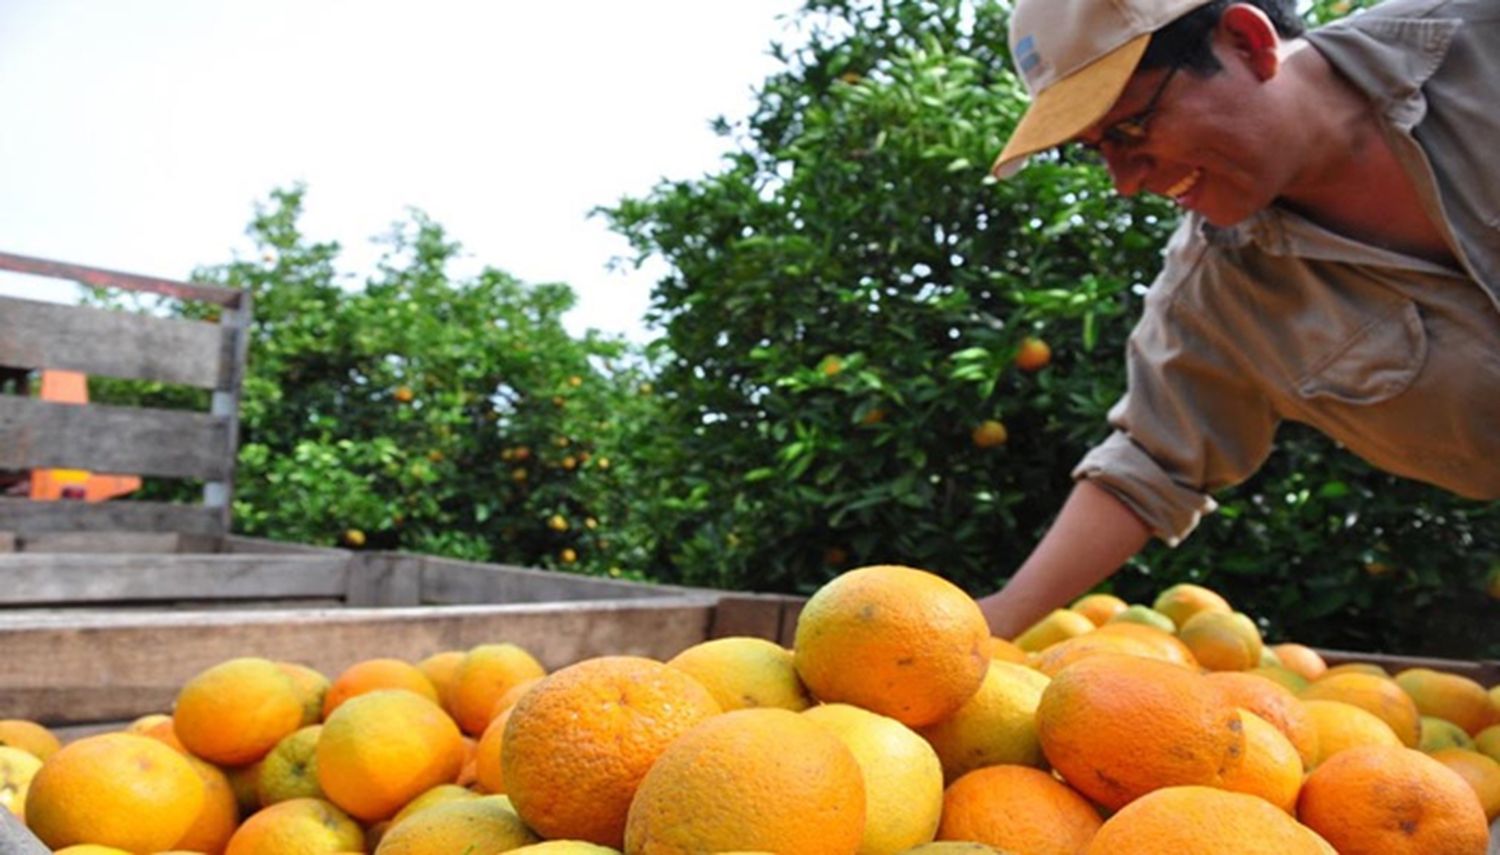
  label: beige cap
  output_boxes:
[992,0,1215,178]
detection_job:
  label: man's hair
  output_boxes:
[1141,0,1306,73]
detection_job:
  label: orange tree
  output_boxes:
[599,0,1497,657]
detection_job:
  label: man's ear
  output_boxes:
[1219,3,1280,81]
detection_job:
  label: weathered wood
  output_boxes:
[0,396,231,480]
[707,593,806,644]
[0,497,222,537]
[0,295,230,388]
[0,250,245,307]
[419,555,695,604]
[0,532,13,553]
[0,598,720,723]
[223,534,347,555]
[15,531,183,554]
[0,808,48,855]
[0,554,350,605]
[1317,648,1500,686]
[346,553,422,607]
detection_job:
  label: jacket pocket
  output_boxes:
[1295,298,1428,404]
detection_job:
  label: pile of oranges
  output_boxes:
[1,564,1497,853]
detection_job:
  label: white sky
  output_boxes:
[0,0,804,341]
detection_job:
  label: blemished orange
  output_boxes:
[979,636,1029,664]
[803,703,945,855]
[917,660,1050,781]
[1394,667,1498,736]
[374,794,539,853]
[1069,592,1127,627]
[1176,610,1263,672]
[25,732,205,852]
[1086,786,1334,854]
[322,657,439,719]
[1428,747,1500,820]
[173,657,306,766]
[446,642,548,736]
[1218,709,1304,813]
[474,706,513,794]
[276,662,331,726]
[667,636,813,712]
[1036,653,1245,811]
[257,724,324,806]
[794,564,989,727]
[1206,671,1319,769]
[1012,608,1096,653]
[936,765,1102,855]
[503,655,721,847]
[1270,643,1328,681]
[224,796,364,855]
[1150,583,1231,629]
[416,650,465,711]
[1297,744,1490,854]
[623,708,866,855]
[1300,671,1421,748]
[0,719,61,760]
[1303,699,1401,766]
[315,688,465,822]
[174,752,241,855]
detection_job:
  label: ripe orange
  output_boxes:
[1421,716,1476,752]
[174,753,241,855]
[936,765,1102,855]
[1150,583,1231,629]
[970,419,1008,449]
[1068,592,1127,626]
[1297,744,1489,854]
[223,796,363,855]
[276,662,331,726]
[503,656,721,847]
[374,795,539,853]
[1206,671,1319,769]
[917,660,1050,781]
[1427,747,1500,820]
[1013,608,1097,653]
[416,650,465,708]
[899,845,1013,855]
[173,657,306,766]
[1302,698,1401,766]
[1218,709,1304,813]
[388,782,481,826]
[315,689,465,822]
[258,724,324,806]
[1269,643,1327,681]
[0,745,42,819]
[1031,627,1189,677]
[624,708,866,855]
[667,636,813,712]
[1475,724,1500,763]
[1014,336,1052,372]
[1177,610,1263,671]
[1394,667,1498,736]
[1300,671,1421,748]
[1106,604,1177,634]
[446,642,548,736]
[1090,622,1197,667]
[26,732,205,852]
[979,636,1029,664]
[507,843,624,854]
[0,719,61,761]
[1036,653,1244,811]
[473,705,513,795]
[793,565,988,727]
[322,657,438,719]
[1086,785,1334,854]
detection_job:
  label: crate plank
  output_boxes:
[419,555,696,604]
[346,553,422,607]
[0,251,245,308]
[0,554,350,605]
[0,809,48,855]
[0,597,719,724]
[0,497,223,537]
[0,397,231,480]
[17,531,184,554]
[0,295,229,388]
[707,593,806,644]
[1317,648,1500,686]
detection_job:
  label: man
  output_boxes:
[977,0,1500,638]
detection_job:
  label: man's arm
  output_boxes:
[976,479,1151,639]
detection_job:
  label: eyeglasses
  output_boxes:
[1075,64,1182,157]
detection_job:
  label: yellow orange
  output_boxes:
[1086,785,1333,854]
[173,657,306,766]
[1206,671,1318,770]
[322,657,438,719]
[1032,626,1192,677]
[917,660,1049,781]
[1106,604,1176,634]
[1270,643,1327,681]
[1089,622,1196,667]
[474,705,512,795]
[375,794,538,853]
[1069,592,1127,627]
[1474,724,1500,763]
[936,765,1102,855]
[174,753,241,855]
[1394,667,1498,736]
[258,724,324,806]
[1302,699,1401,767]
[1219,709,1303,813]
[447,643,547,736]
[1300,671,1421,748]
[276,662,331,726]
[316,688,465,823]
[389,782,480,826]
[224,796,363,855]
[1176,610,1262,672]
[1014,336,1052,372]
[1150,583,1231,629]
[667,636,813,712]
[0,745,42,818]
[1428,747,1500,820]
[507,843,621,854]
[416,650,465,710]
[0,719,61,761]
[979,636,1028,664]
[1012,608,1095,653]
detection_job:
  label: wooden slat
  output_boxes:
[0,496,222,536]
[0,397,230,479]
[1317,648,1500,686]
[346,553,422,607]
[17,531,185,554]
[0,597,719,723]
[707,593,806,643]
[0,554,351,605]
[0,809,48,855]
[0,295,231,388]
[419,555,696,604]
[0,250,244,307]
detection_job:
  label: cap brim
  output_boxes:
[991,33,1152,178]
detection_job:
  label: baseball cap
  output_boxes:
[991,0,1215,178]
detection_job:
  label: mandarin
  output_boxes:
[1300,671,1421,748]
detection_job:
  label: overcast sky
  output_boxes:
[0,0,804,341]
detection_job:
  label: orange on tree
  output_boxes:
[315,688,465,823]
[1300,671,1422,748]
[667,636,813,713]
[1302,699,1402,767]
[1297,744,1490,854]
[1393,667,1498,736]
[1427,747,1500,820]
[374,794,539,854]
[1150,582,1231,629]
[935,765,1102,855]
[223,796,363,855]
[623,707,866,855]
[1177,610,1263,672]
[1036,653,1245,811]
[1013,336,1052,372]
[25,732,205,853]
[970,419,1008,449]
[1085,786,1334,854]
[1205,670,1319,769]
[446,642,548,736]
[1218,709,1304,813]
[322,657,439,719]
[0,719,61,761]
[1068,592,1126,626]
[917,660,1050,782]
[793,565,988,728]
[173,656,306,766]
[502,655,721,847]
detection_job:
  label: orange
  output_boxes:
[1036,653,1244,811]
[1031,627,1192,677]
[1068,592,1126,626]
[175,753,241,855]
[0,719,61,761]
[979,636,1028,664]
[1106,604,1176,634]
[455,734,480,788]
[375,794,539,853]
[1297,744,1489,854]
[487,676,543,721]
[897,845,1011,854]
[970,419,1008,449]
[803,703,944,855]
[1318,661,1389,679]
[416,650,465,711]
[667,636,813,712]
[917,660,1049,781]
[1475,724,1500,763]
[794,565,988,727]
[224,796,363,854]
[1421,716,1476,752]
[1176,611,1263,672]
[1086,785,1334,854]
[446,642,548,736]
[1014,336,1052,372]
[1270,643,1327,681]
[322,657,439,719]
[1428,747,1500,820]
[50,847,136,855]
[224,761,262,817]
[258,724,324,806]
[315,688,465,822]
[1089,621,1196,667]
[26,732,205,852]
[1249,664,1311,694]
[174,657,306,765]
[1206,671,1319,769]
[503,655,721,847]
[139,715,188,753]
[936,765,1101,855]
[1300,671,1421,748]
[1393,667,1498,736]
[388,782,481,825]
[0,745,42,818]
[1012,608,1095,653]
[507,843,622,854]
[1302,698,1401,766]
[473,705,513,795]
[623,708,866,855]
[276,662,331,726]
[1218,709,1303,813]
[1150,582,1231,629]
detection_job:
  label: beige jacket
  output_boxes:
[1075,0,1500,545]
